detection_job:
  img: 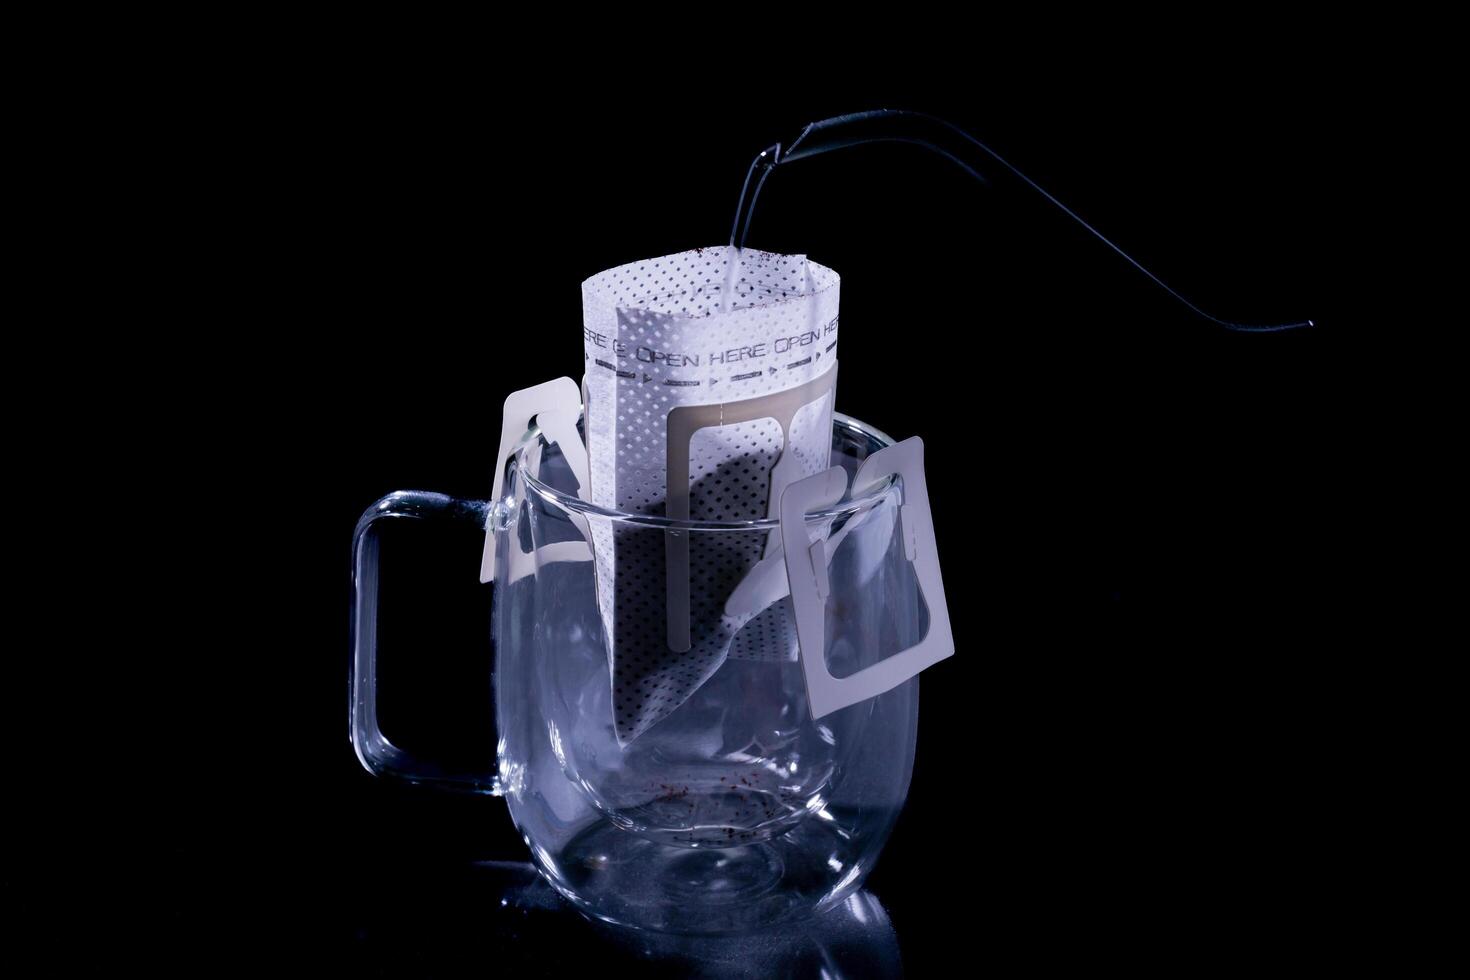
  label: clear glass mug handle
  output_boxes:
[350,489,503,794]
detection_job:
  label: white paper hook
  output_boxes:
[480,377,587,584]
[781,436,954,719]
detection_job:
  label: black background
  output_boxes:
[154,29,1370,975]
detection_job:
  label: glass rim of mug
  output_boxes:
[512,410,901,532]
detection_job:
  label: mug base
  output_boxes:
[533,811,871,935]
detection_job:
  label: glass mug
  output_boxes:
[351,411,939,934]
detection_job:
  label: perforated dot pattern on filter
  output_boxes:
[581,246,841,744]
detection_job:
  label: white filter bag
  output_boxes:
[581,246,841,743]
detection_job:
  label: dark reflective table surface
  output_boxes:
[348,860,903,978]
